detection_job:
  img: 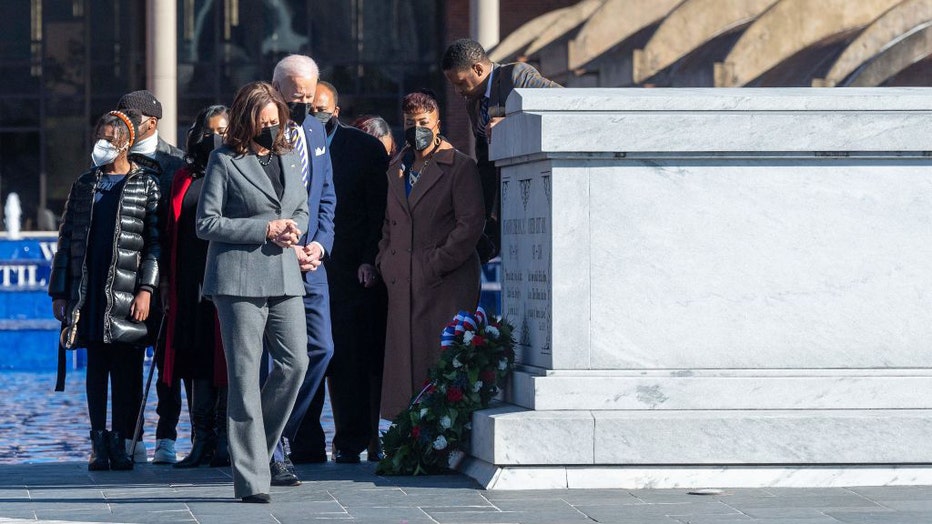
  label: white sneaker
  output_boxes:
[152,438,177,464]
[125,439,147,463]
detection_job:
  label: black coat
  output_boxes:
[324,122,389,300]
[49,164,161,345]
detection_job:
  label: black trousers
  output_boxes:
[295,283,387,456]
[85,342,145,435]
[154,347,191,441]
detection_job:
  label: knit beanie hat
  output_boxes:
[117,90,163,119]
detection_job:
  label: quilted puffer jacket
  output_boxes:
[48,164,161,345]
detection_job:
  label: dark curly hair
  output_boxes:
[441,38,490,71]
[94,109,143,151]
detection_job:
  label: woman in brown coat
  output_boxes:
[377,90,485,419]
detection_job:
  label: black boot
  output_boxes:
[88,430,110,471]
[108,431,134,470]
[174,428,216,468]
[209,431,230,467]
[209,388,231,467]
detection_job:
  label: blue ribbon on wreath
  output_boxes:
[440,306,488,348]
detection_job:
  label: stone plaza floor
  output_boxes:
[3,460,932,523]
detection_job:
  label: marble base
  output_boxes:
[471,404,932,466]
[460,458,932,490]
[481,88,932,490]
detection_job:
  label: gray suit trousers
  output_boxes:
[214,295,308,498]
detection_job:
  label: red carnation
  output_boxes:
[470,335,486,347]
[446,387,464,402]
[480,369,497,383]
[412,426,421,439]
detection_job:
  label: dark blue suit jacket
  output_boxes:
[299,117,337,290]
[279,117,337,444]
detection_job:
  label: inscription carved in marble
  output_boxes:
[502,172,552,365]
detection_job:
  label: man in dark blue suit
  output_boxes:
[266,54,336,486]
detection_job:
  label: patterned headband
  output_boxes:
[108,110,136,149]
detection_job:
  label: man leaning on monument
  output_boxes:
[442,38,560,262]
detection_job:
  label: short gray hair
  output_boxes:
[273,54,320,84]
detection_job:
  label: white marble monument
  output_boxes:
[463,88,932,489]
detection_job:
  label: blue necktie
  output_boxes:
[291,125,310,190]
[477,96,491,141]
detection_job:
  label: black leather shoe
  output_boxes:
[334,450,361,464]
[241,493,271,503]
[270,460,301,486]
[289,451,328,464]
[366,449,384,462]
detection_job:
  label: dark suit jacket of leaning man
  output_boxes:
[465,61,560,260]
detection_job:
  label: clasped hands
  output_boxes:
[267,219,322,271]
[267,219,301,249]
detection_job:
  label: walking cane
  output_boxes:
[130,313,166,460]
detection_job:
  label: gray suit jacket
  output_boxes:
[196,146,310,298]
[465,61,561,138]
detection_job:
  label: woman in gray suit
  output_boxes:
[196,82,309,503]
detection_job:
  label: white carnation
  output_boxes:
[462,331,474,344]
[498,359,508,370]
[473,381,483,392]
[453,356,463,368]
[420,408,428,418]
[485,326,500,338]
[440,415,452,429]
[432,435,448,450]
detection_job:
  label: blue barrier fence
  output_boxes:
[0,233,501,371]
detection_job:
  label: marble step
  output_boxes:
[510,369,932,410]
[472,404,932,466]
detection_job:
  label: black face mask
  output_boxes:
[190,132,220,169]
[288,102,310,126]
[254,124,279,151]
[405,126,434,151]
[312,111,332,125]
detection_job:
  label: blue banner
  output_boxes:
[0,234,57,292]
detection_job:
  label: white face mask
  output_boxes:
[91,139,124,167]
[131,131,158,157]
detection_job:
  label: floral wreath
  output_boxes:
[377,306,515,475]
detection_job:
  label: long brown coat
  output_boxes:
[376,142,485,419]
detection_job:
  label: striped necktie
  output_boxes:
[291,124,310,190]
